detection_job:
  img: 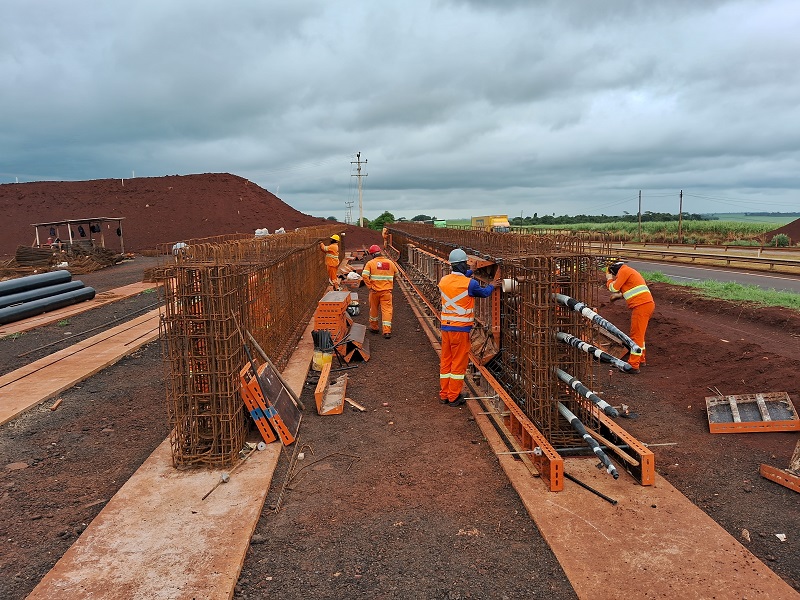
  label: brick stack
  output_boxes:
[313,290,350,343]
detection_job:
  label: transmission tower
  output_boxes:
[351,152,368,227]
[345,200,354,225]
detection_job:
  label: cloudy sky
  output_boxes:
[2,0,799,222]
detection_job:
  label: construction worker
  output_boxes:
[319,234,341,289]
[438,248,500,406]
[381,223,391,248]
[362,244,398,338]
[605,261,655,373]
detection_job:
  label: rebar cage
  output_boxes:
[389,222,610,448]
[157,226,341,468]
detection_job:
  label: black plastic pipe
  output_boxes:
[0,270,72,297]
[0,281,86,309]
[0,287,96,325]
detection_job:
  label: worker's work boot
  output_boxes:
[383,332,391,339]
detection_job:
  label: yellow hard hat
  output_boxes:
[331,234,341,241]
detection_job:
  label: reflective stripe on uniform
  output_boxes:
[441,289,469,315]
[623,284,650,300]
[369,274,394,281]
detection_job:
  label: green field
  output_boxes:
[705,213,798,225]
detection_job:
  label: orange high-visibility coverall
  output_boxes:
[362,256,398,334]
[438,272,495,402]
[382,226,389,248]
[319,241,339,288]
[606,264,655,369]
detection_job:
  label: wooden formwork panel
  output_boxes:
[471,358,564,492]
[705,392,799,434]
[759,464,800,494]
[313,361,348,415]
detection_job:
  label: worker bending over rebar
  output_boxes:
[438,248,500,406]
[605,261,655,373]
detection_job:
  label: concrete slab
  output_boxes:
[0,281,159,336]
[27,437,281,600]
[25,302,318,599]
[0,309,161,425]
[469,400,800,600]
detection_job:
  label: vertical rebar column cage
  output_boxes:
[160,263,250,467]
[158,226,339,468]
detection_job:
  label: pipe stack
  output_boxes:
[0,271,96,325]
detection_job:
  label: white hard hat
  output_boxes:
[448,248,468,264]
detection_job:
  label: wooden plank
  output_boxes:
[0,309,161,425]
[755,393,772,421]
[728,395,742,422]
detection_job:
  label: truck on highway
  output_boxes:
[471,215,511,233]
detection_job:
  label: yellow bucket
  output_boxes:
[312,350,333,371]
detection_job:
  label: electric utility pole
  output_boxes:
[638,190,642,240]
[678,190,683,243]
[351,152,368,227]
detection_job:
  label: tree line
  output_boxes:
[510,211,710,226]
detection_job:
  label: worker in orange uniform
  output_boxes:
[381,223,390,248]
[319,234,341,290]
[605,261,655,373]
[438,248,500,406]
[361,244,398,339]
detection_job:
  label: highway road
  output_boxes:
[628,260,800,294]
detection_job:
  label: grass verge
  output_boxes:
[642,271,800,311]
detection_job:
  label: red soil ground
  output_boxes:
[0,179,798,598]
[766,218,800,245]
[0,173,380,256]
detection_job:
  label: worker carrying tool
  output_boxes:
[438,248,500,406]
[362,244,398,338]
[605,261,655,373]
[319,234,341,290]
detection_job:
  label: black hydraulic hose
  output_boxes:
[556,331,633,373]
[558,401,619,479]
[552,293,641,354]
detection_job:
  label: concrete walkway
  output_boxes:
[0,308,161,425]
[26,317,316,599]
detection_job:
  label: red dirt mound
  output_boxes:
[0,173,380,256]
[765,218,800,245]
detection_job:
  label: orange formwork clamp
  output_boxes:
[239,363,300,446]
[239,369,278,444]
[471,358,564,492]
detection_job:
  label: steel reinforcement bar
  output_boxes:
[389,222,654,488]
[156,225,341,468]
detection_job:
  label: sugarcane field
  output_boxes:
[1,175,799,600]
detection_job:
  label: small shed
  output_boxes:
[32,217,126,254]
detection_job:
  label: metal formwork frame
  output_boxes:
[390,222,653,489]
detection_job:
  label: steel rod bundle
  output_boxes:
[158,226,335,467]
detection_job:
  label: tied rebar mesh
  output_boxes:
[157,225,341,468]
[389,222,609,447]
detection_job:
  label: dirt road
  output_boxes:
[1,260,798,599]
